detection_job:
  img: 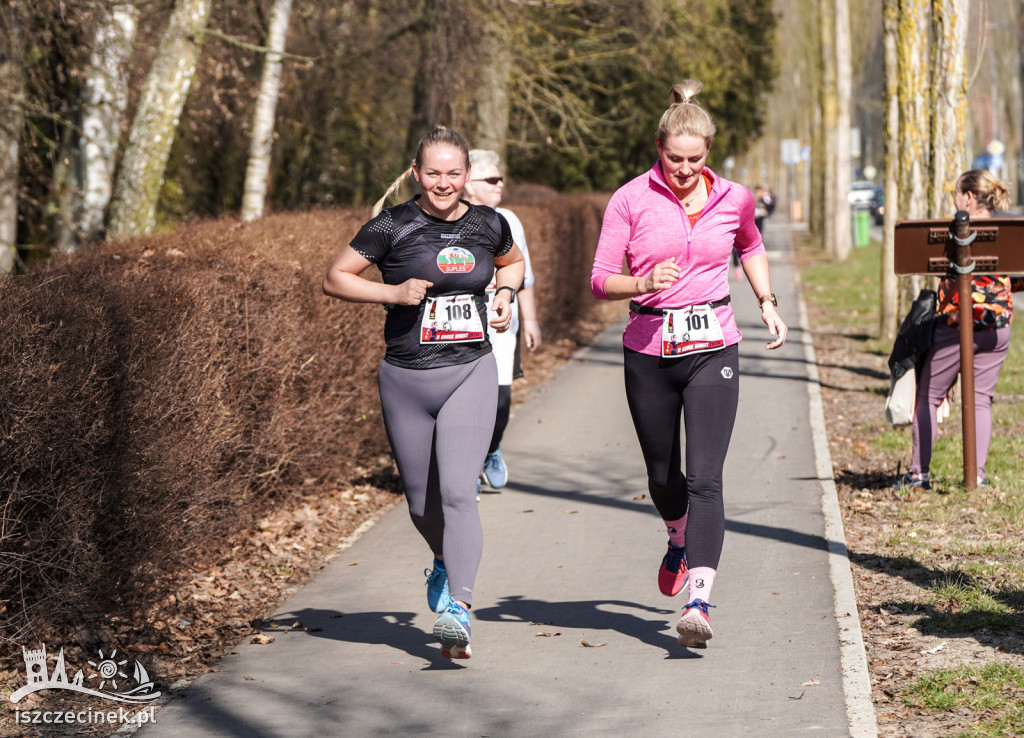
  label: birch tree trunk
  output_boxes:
[928,0,968,218]
[880,0,901,342]
[59,4,139,250]
[108,0,211,239]
[0,4,24,274]
[472,1,512,159]
[833,0,852,261]
[240,0,293,223]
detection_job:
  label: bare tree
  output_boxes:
[897,0,931,221]
[59,4,139,250]
[833,0,853,261]
[820,1,839,257]
[108,0,212,239]
[472,0,512,158]
[240,0,293,223]
[928,0,968,218]
[879,0,900,342]
[0,2,24,274]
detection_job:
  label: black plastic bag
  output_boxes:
[887,289,937,382]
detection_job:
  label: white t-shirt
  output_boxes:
[485,207,535,384]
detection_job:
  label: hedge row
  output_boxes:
[0,189,612,642]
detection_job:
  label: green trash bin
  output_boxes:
[853,206,871,247]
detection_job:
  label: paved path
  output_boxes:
[137,220,876,737]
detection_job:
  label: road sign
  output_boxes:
[893,217,1024,275]
[781,139,800,165]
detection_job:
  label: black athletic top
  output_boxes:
[350,196,514,369]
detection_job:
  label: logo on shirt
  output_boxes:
[437,247,475,274]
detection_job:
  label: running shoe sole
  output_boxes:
[433,611,471,659]
[676,609,713,647]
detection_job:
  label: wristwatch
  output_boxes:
[495,285,517,303]
[758,293,777,308]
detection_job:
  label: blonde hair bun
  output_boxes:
[670,79,703,106]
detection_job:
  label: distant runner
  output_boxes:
[590,79,787,648]
[465,148,542,497]
[322,127,525,660]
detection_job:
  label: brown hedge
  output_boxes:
[0,189,613,642]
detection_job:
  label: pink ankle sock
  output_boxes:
[664,514,687,548]
[688,567,716,603]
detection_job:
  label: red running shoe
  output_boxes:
[676,598,715,647]
[658,542,688,596]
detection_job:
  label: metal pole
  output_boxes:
[952,210,978,489]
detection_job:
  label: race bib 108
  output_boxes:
[420,294,485,344]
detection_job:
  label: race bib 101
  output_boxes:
[661,304,725,357]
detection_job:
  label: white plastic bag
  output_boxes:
[885,370,916,426]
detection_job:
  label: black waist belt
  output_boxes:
[629,295,730,316]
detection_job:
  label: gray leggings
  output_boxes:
[378,355,498,607]
[912,323,1010,478]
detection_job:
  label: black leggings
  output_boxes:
[623,345,739,570]
[488,384,512,454]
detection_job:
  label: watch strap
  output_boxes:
[495,285,516,303]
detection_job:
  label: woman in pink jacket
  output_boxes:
[590,80,787,648]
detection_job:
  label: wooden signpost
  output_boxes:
[894,214,1024,489]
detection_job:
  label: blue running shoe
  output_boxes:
[433,599,471,659]
[658,542,688,597]
[482,448,508,489]
[676,599,716,647]
[424,559,449,613]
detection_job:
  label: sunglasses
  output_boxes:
[471,176,504,185]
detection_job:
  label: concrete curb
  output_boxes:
[793,265,879,737]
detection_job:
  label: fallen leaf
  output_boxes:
[536,631,561,637]
[348,562,358,566]
[788,691,805,700]
[801,679,821,686]
[521,509,534,513]
[566,510,578,514]
[581,640,606,648]
[633,494,646,500]
[250,634,275,645]
[921,642,947,654]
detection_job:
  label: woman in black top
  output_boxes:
[323,127,525,659]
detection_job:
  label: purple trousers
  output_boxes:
[912,323,1010,478]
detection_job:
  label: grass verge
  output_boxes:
[799,236,1024,737]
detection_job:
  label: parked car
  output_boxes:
[848,181,876,207]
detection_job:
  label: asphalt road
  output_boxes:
[136,219,877,738]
